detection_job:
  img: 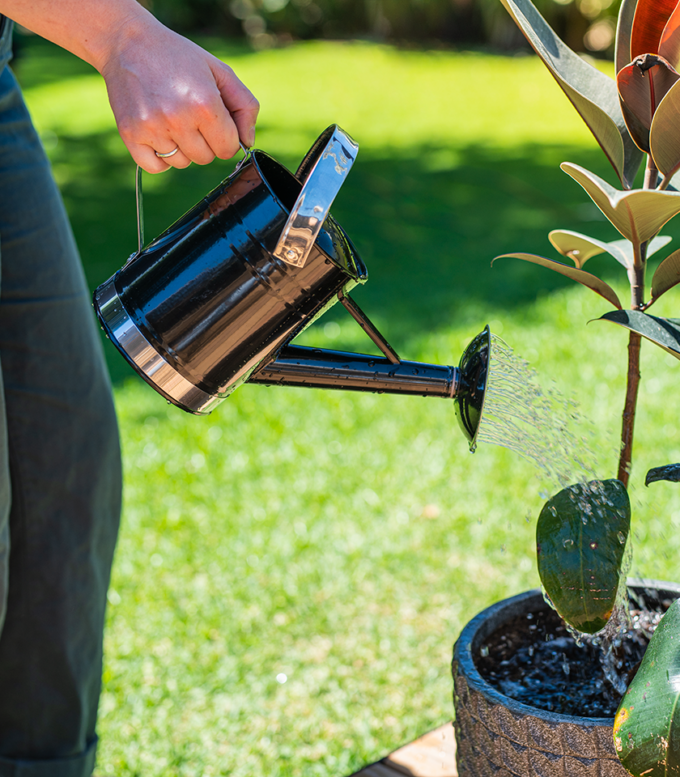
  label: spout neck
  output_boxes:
[249,345,460,398]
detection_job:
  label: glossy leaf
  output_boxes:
[548,230,671,269]
[494,253,622,308]
[659,1,680,69]
[499,0,642,188]
[598,309,680,359]
[548,230,612,268]
[630,0,679,60]
[616,0,639,75]
[614,598,680,776]
[617,55,680,152]
[651,248,680,302]
[562,162,680,243]
[646,463,680,485]
[536,480,630,634]
[651,79,680,182]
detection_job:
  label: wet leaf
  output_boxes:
[651,80,680,182]
[645,463,680,485]
[493,253,622,308]
[562,162,680,243]
[651,248,680,302]
[614,598,680,776]
[499,0,642,188]
[659,1,680,69]
[536,480,630,634]
[616,0,639,75]
[630,0,679,60]
[617,55,680,152]
[598,309,680,359]
[548,230,670,269]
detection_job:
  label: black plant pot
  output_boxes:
[451,579,680,777]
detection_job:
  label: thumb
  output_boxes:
[211,60,260,148]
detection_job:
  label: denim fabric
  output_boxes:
[0,63,122,777]
[0,18,13,74]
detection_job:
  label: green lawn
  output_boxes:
[13,34,680,776]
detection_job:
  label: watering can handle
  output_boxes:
[273,125,358,268]
[132,142,251,259]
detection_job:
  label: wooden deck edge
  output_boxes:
[349,722,457,777]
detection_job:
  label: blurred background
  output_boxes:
[138,0,619,56]
[12,2,680,775]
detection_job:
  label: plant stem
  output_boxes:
[616,157,657,486]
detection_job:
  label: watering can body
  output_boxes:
[94,125,492,448]
[95,127,367,414]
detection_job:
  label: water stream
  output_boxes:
[476,334,599,487]
[475,334,635,693]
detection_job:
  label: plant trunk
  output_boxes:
[616,157,656,486]
[617,332,641,486]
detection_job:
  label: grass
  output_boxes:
[13,33,680,776]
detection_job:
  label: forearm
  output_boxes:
[0,0,156,73]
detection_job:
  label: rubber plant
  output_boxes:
[496,0,680,774]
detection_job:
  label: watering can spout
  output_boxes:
[249,317,492,449]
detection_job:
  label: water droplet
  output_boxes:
[480,645,489,658]
[618,531,626,544]
[563,538,574,548]
[590,541,598,549]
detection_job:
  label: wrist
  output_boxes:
[85,2,160,74]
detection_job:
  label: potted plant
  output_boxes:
[453,1,680,775]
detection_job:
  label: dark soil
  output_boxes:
[474,590,672,717]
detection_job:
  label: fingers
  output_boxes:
[210,58,260,149]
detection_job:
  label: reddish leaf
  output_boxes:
[630,0,679,59]
[616,0,639,75]
[659,2,680,68]
[493,253,623,309]
[617,54,680,151]
[651,79,680,182]
[651,248,680,302]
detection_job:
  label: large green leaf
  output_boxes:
[494,253,622,308]
[617,55,680,153]
[614,598,680,776]
[630,0,678,59]
[646,463,680,485]
[536,480,630,634]
[562,162,680,243]
[548,230,671,269]
[616,0,639,75]
[659,2,680,69]
[651,248,680,302]
[499,0,642,188]
[651,79,680,183]
[598,309,680,359]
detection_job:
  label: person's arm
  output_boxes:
[0,0,259,172]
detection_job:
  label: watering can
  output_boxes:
[93,125,491,447]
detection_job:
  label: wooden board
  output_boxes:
[350,722,457,777]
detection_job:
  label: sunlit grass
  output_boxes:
[13,34,680,776]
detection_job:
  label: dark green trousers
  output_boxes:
[0,24,122,777]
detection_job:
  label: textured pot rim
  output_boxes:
[453,577,680,728]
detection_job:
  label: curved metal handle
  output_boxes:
[273,125,358,269]
[132,142,252,260]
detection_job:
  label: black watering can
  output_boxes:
[93,126,491,446]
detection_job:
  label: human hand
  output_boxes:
[99,14,259,173]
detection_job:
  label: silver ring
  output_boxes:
[155,146,179,159]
